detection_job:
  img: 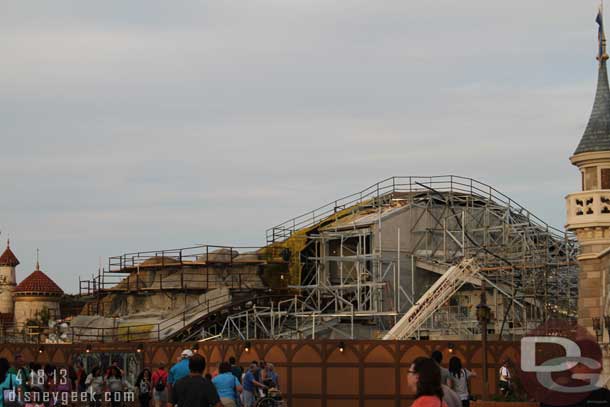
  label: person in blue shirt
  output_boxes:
[0,358,21,407]
[263,363,279,390]
[242,362,266,407]
[212,362,242,407]
[167,349,193,406]
[229,357,242,384]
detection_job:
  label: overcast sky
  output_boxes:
[0,1,601,292]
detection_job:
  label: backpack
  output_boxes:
[154,375,166,392]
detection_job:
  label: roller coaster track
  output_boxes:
[166,293,292,342]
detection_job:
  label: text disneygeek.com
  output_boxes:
[5,390,135,405]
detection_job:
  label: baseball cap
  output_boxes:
[181,349,194,359]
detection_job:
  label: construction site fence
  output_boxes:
[0,339,525,406]
[266,175,573,243]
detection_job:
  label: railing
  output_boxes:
[266,175,571,243]
[566,190,610,229]
[70,293,291,343]
[80,268,260,297]
[71,291,233,342]
[79,273,128,296]
[0,323,64,344]
[78,244,288,295]
[107,244,286,273]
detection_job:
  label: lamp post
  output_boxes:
[476,282,492,400]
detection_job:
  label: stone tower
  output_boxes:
[13,260,63,327]
[0,241,19,315]
[566,9,610,336]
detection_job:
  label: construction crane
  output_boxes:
[383,258,480,340]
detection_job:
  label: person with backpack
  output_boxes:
[136,368,152,407]
[448,356,476,407]
[151,363,168,407]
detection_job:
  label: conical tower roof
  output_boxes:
[0,241,19,267]
[575,7,610,155]
[14,262,63,296]
[575,60,610,155]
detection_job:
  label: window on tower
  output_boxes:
[585,167,598,190]
[602,168,610,189]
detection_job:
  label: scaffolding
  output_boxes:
[78,244,288,297]
[77,175,578,342]
[254,175,579,340]
[383,258,481,340]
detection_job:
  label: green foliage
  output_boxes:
[24,307,51,328]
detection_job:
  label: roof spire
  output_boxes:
[598,1,608,62]
[35,248,40,271]
[573,6,610,155]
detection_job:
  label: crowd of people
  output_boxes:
[0,349,281,407]
[135,349,279,407]
[0,348,520,407]
[409,351,510,407]
[0,353,133,407]
[161,349,280,407]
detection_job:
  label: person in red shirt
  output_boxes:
[407,357,448,407]
[151,363,168,407]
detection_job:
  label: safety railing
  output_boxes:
[79,268,260,297]
[265,175,571,243]
[70,292,234,342]
[0,323,60,344]
[107,244,286,273]
[70,293,291,343]
[79,273,128,296]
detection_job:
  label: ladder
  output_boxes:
[383,258,480,340]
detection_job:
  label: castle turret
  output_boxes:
[13,260,63,328]
[566,7,610,335]
[0,241,19,315]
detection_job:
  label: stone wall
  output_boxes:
[0,266,15,315]
[89,264,265,318]
[13,297,60,327]
[577,256,605,332]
